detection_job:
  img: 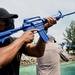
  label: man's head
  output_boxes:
[48,34,56,43]
[0,8,18,31]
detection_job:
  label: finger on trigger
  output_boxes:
[31,28,39,33]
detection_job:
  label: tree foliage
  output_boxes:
[63,20,75,46]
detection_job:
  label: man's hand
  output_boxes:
[20,29,38,43]
[44,17,57,30]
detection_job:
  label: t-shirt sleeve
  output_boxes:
[59,48,69,62]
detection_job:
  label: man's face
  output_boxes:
[0,21,6,31]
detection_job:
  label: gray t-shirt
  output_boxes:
[36,42,69,75]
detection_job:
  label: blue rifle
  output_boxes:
[0,10,75,43]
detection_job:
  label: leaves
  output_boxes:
[63,20,75,45]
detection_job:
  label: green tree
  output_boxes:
[63,20,75,53]
[63,20,75,45]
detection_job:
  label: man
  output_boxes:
[36,35,69,75]
[0,8,56,75]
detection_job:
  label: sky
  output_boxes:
[0,0,75,43]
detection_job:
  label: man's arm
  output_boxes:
[23,38,45,57]
[0,38,24,68]
[59,45,69,62]
[60,50,69,62]
[0,29,37,68]
[23,17,57,57]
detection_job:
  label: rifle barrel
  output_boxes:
[62,11,75,18]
